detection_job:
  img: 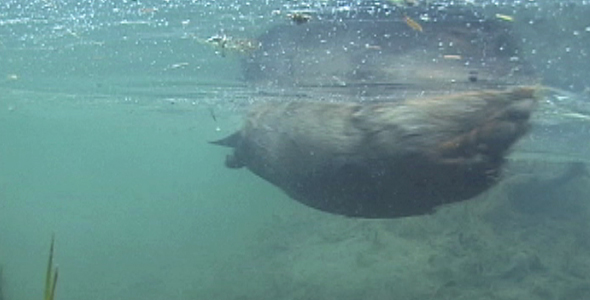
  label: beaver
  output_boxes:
[212,87,539,218]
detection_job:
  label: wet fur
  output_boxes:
[213,87,539,218]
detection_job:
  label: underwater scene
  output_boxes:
[1,0,590,299]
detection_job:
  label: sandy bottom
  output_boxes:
[201,160,590,300]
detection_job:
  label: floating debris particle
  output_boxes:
[468,70,479,82]
[209,107,217,122]
[164,62,189,71]
[204,34,259,57]
[206,34,228,49]
[561,112,590,121]
[403,15,423,32]
[287,12,312,25]
[443,55,462,60]
[139,7,158,14]
[388,0,419,7]
[365,44,382,50]
[495,13,514,22]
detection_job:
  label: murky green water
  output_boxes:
[0,87,299,299]
[1,1,590,300]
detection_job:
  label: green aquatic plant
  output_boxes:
[44,236,58,300]
[0,264,4,300]
[0,236,59,300]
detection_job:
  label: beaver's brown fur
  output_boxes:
[212,87,539,218]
